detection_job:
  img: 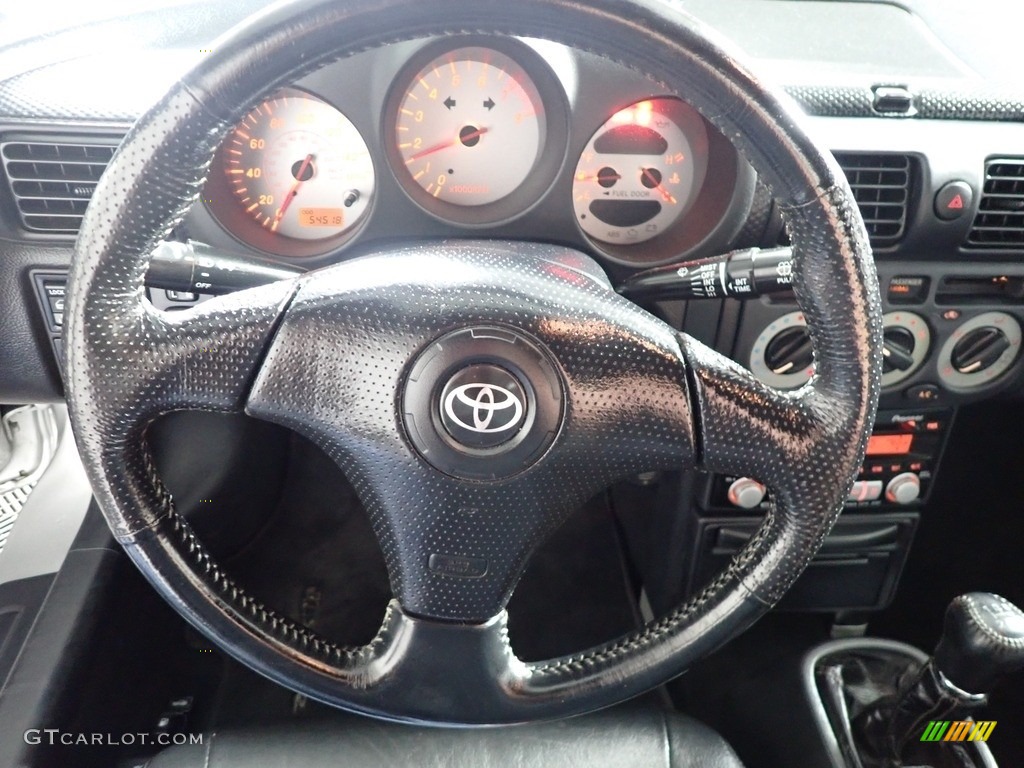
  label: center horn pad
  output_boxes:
[402,326,564,480]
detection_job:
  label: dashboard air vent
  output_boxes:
[833,152,914,247]
[1,137,121,234]
[967,159,1024,250]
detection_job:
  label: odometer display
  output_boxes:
[221,89,373,242]
[299,208,344,228]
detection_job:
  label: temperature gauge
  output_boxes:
[573,98,707,246]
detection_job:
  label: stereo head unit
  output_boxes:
[708,409,954,512]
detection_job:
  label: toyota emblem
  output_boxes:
[437,364,530,450]
[443,383,525,434]
[403,328,562,474]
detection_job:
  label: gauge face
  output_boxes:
[392,46,546,208]
[221,89,374,242]
[573,99,705,246]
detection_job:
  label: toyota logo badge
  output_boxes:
[443,383,525,434]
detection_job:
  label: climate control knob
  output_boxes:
[882,327,916,373]
[880,312,930,388]
[763,326,813,377]
[728,477,767,509]
[951,326,1011,374]
[885,472,921,505]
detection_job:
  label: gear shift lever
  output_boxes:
[858,593,1024,763]
[933,593,1024,693]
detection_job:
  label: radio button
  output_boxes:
[727,477,766,509]
[886,472,921,505]
[848,480,884,503]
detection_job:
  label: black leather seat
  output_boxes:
[145,708,744,767]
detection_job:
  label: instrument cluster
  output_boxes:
[201,36,743,268]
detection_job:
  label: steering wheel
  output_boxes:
[64,0,882,725]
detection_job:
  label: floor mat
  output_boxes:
[223,435,392,650]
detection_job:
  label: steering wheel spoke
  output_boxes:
[680,333,823,486]
[67,279,296,427]
[144,282,298,412]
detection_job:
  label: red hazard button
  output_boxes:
[935,181,973,221]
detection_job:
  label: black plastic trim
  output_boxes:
[786,85,1024,122]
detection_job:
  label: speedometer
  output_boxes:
[208,88,374,257]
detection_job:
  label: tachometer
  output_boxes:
[213,88,374,254]
[573,98,707,246]
[393,46,543,206]
[385,39,567,226]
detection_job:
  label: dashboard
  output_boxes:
[0,1,1022,418]
[0,0,1019,639]
[0,2,1022,467]
[190,36,744,268]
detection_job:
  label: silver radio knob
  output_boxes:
[885,472,921,505]
[728,477,766,509]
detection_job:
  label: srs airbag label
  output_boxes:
[429,553,489,579]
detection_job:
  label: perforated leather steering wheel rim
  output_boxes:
[64,0,883,725]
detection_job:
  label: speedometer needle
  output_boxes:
[407,127,489,162]
[640,167,677,205]
[272,153,315,230]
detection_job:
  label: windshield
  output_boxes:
[0,0,1020,86]
[0,0,210,46]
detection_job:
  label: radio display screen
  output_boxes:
[866,433,914,456]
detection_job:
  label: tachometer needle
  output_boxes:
[640,167,677,205]
[272,153,315,230]
[407,127,489,162]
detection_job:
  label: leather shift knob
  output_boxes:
[934,592,1024,694]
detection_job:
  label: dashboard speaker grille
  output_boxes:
[967,159,1024,250]
[1,136,121,234]
[833,152,915,247]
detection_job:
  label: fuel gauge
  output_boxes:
[573,98,707,246]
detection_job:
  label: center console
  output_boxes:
[670,249,1024,616]
[686,409,954,613]
[707,408,953,514]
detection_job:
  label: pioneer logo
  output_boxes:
[890,414,925,424]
